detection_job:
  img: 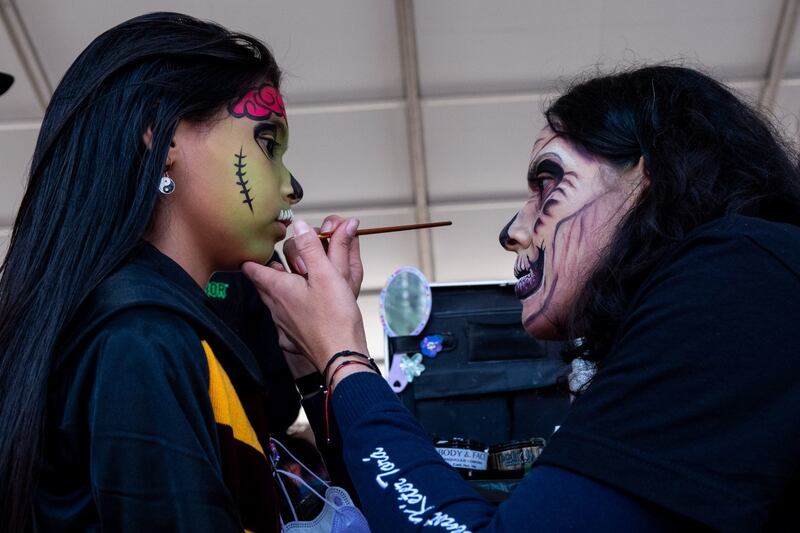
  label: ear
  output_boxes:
[142,126,178,169]
[634,156,648,183]
[142,126,154,151]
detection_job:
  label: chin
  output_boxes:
[522,309,562,340]
[242,249,272,269]
[245,242,275,266]
[219,241,274,271]
[520,287,565,341]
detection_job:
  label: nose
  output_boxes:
[287,173,303,205]
[498,212,532,252]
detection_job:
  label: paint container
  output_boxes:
[488,438,546,475]
[434,438,488,478]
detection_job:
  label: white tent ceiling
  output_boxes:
[1,0,799,360]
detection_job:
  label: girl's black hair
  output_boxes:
[0,12,281,529]
[546,65,800,360]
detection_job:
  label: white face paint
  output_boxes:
[499,127,646,339]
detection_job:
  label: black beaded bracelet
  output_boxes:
[326,359,377,390]
[322,350,378,383]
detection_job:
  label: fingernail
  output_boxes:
[346,218,360,237]
[294,219,311,236]
[320,220,333,233]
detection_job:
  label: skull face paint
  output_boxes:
[499,127,645,340]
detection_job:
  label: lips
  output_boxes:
[514,247,544,300]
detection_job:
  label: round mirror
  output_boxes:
[380,267,432,337]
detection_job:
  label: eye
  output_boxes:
[254,123,281,159]
[534,173,556,198]
[529,159,564,199]
[255,135,280,159]
[260,137,279,159]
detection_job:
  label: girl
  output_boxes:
[0,12,337,532]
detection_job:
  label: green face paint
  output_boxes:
[177,84,299,268]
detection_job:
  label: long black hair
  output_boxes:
[0,12,281,530]
[546,65,800,360]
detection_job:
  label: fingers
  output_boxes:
[281,238,307,275]
[320,215,346,256]
[348,233,364,296]
[284,216,346,274]
[320,215,346,235]
[290,220,334,278]
[328,217,359,281]
[268,259,287,272]
[242,261,283,299]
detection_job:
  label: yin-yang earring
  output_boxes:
[158,173,175,195]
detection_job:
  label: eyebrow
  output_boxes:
[253,121,286,137]
[533,136,547,146]
[530,151,563,170]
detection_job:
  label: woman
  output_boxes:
[0,12,349,532]
[247,66,800,531]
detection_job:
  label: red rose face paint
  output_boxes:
[229,83,286,121]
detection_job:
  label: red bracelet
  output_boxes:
[324,359,378,444]
[327,359,375,390]
[322,350,378,385]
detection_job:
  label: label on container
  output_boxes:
[435,447,488,471]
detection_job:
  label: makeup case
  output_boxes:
[385,281,571,498]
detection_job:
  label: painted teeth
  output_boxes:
[277,209,293,222]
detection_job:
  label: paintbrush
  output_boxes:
[317,220,452,240]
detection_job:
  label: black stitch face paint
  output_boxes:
[499,127,645,339]
[234,147,254,213]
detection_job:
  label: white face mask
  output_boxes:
[270,438,371,533]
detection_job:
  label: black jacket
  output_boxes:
[34,243,287,532]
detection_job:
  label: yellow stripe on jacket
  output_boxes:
[201,340,265,457]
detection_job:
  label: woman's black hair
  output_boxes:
[0,12,281,529]
[546,65,800,361]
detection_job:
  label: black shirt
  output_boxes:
[538,215,800,531]
[35,244,281,532]
[206,267,301,434]
[326,215,800,532]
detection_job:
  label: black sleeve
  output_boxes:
[300,383,360,501]
[87,311,241,532]
[328,372,683,532]
[537,229,800,531]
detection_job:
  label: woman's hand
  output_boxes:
[263,258,317,378]
[242,219,369,374]
[266,215,365,379]
[282,215,364,297]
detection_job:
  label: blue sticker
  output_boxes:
[420,335,444,358]
[399,353,426,382]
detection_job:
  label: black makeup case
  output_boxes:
[385,281,572,499]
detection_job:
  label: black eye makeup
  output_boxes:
[528,158,564,198]
[253,122,281,159]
